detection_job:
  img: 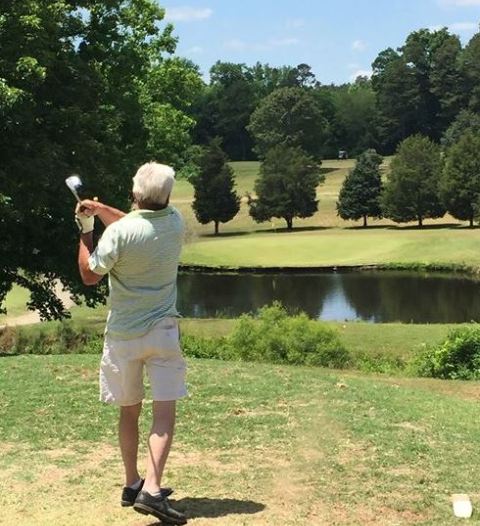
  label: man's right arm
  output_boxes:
[80,200,126,227]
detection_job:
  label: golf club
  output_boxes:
[65,174,84,204]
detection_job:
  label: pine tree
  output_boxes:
[382,135,445,226]
[249,145,323,230]
[192,139,240,235]
[337,149,383,227]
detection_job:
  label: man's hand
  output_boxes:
[79,199,126,227]
[75,204,95,234]
[79,199,104,217]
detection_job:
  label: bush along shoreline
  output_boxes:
[2,303,480,380]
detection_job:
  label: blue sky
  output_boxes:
[160,0,480,84]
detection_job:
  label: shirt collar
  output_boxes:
[127,206,172,219]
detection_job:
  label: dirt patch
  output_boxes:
[392,421,425,433]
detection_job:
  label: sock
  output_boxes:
[128,479,142,490]
[147,490,163,498]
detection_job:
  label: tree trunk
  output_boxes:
[285,217,293,230]
[418,216,423,227]
[470,216,474,228]
[363,215,367,228]
[214,221,219,235]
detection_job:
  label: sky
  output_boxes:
[159,0,480,84]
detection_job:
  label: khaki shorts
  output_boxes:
[99,317,187,406]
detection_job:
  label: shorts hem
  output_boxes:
[151,389,188,402]
[100,396,144,407]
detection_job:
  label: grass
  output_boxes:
[2,354,480,525]
[170,158,480,270]
[0,285,30,322]
[181,227,480,269]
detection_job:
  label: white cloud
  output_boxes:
[450,21,478,31]
[186,46,204,54]
[224,37,299,52]
[286,18,305,29]
[224,38,247,51]
[165,6,213,22]
[268,37,300,47]
[352,39,367,51]
[350,69,372,81]
[439,0,480,6]
[429,21,478,33]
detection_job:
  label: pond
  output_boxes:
[176,270,480,323]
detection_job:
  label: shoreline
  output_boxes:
[179,261,480,277]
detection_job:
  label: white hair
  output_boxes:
[132,162,175,207]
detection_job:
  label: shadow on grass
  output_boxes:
[198,222,474,239]
[385,223,471,231]
[343,222,469,231]
[202,225,331,238]
[146,497,265,523]
[320,167,338,175]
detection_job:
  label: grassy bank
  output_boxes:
[1,308,460,376]
[1,354,480,525]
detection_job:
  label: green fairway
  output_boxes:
[2,354,480,525]
[181,226,480,269]
[170,159,480,269]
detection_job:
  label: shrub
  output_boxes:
[0,321,102,356]
[1,305,351,371]
[227,302,350,368]
[181,334,228,360]
[412,326,480,379]
[353,350,407,375]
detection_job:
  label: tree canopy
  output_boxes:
[248,87,329,159]
[249,145,323,230]
[382,135,445,226]
[191,139,240,235]
[0,0,202,318]
[337,149,383,227]
[441,131,480,227]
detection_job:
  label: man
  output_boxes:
[76,162,187,525]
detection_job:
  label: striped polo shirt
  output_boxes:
[88,206,184,339]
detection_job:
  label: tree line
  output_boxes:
[192,124,480,232]
[192,27,480,160]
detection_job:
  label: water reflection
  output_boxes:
[177,271,480,323]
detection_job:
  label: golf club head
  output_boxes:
[65,174,83,203]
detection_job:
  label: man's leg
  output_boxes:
[143,400,176,494]
[119,402,142,486]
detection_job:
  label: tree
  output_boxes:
[249,145,323,230]
[441,109,480,149]
[430,32,465,130]
[192,62,257,161]
[337,149,383,227]
[460,31,480,112]
[192,139,240,235]
[382,135,445,226]
[371,28,468,152]
[440,131,480,227]
[372,48,423,152]
[330,81,379,156]
[248,87,329,159]
[0,1,201,318]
